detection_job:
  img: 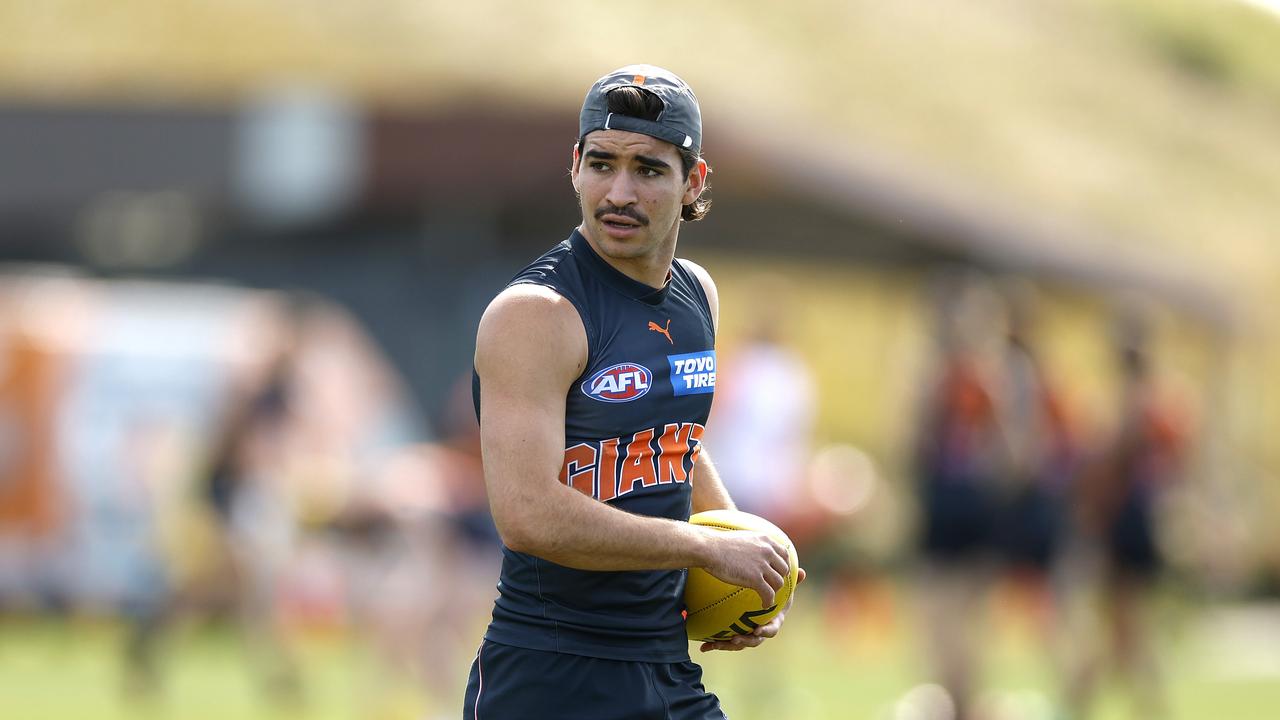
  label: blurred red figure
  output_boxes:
[912,278,1009,720]
[1065,310,1193,720]
[993,286,1080,656]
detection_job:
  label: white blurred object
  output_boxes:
[1238,0,1280,20]
[1195,604,1280,680]
[706,341,815,520]
[808,443,878,516]
[234,85,363,226]
[894,683,956,720]
[975,689,1055,720]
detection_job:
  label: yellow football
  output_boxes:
[684,509,800,642]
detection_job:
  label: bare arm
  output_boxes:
[679,259,734,515]
[475,284,788,601]
[677,258,809,652]
[690,447,736,513]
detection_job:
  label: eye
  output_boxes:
[588,161,611,172]
[638,166,663,178]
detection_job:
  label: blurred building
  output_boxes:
[1,1,1278,596]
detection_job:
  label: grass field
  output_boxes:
[3,586,1279,720]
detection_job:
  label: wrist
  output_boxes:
[686,523,718,569]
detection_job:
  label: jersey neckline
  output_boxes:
[570,230,671,306]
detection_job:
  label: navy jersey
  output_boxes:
[474,229,716,663]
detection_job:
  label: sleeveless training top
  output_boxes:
[474,229,717,662]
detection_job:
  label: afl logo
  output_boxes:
[582,363,652,403]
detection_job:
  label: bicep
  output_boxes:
[474,286,587,540]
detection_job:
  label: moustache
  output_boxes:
[594,205,649,226]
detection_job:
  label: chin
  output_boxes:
[599,240,649,259]
[590,229,650,258]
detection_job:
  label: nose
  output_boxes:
[604,169,638,209]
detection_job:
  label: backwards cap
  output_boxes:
[578,64,702,154]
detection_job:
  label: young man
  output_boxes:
[464,65,804,719]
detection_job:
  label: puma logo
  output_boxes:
[647,319,673,345]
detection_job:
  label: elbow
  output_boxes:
[491,508,542,555]
[498,526,535,555]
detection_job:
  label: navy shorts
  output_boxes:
[462,640,727,720]
[920,481,998,559]
[1107,493,1160,578]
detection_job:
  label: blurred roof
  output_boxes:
[3,0,1278,322]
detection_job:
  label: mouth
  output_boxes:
[597,211,647,239]
[596,204,647,224]
[601,214,642,229]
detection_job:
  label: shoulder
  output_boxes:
[675,258,719,331]
[475,284,588,386]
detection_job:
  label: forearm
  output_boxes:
[501,481,716,571]
[691,446,736,513]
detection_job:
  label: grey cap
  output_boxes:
[578,64,702,154]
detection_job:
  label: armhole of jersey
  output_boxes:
[508,279,597,384]
[674,259,716,341]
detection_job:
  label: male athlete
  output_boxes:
[464,65,804,719]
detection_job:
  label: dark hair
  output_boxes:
[575,86,711,222]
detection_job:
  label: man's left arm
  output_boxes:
[692,445,807,652]
[680,260,808,652]
[690,447,735,513]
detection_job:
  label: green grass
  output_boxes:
[3,589,1279,720]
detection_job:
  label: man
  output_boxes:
[1064,310,1190,720]
[464,65,804,719]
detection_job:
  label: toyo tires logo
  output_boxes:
[582,363,652,403]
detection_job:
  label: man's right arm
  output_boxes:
[475,284,789,606]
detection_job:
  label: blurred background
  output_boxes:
[2,1,1280,718]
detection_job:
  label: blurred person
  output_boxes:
[197,304,305,704]
[0,299,69,612]
[993,283,1079,657]
[325,444,459,718]
[48,281,237,701]
[705,294,822,720]
[466,65,804,719]
[705,285,817,528]
[1063,309,1192,720]
[328,376,498,718]
[911,277,1010,720]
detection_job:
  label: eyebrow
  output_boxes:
[583,149,673,171]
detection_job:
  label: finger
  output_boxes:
[699,641,746,652]
[769,556,790,583]
[763,566,785,594]
[768,541,791,577]
[699,635,756,652]
[779,567,807,612]
[752,617,782,639]
[720,634,764,650]
[753,578,776,608]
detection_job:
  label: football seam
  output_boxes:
[687,586,749,617]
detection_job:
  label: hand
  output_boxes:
[700,529,791,607]
[700,567,805,653]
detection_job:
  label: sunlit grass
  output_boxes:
[4,585,1279,720]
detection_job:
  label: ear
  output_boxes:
[682,158,709,206]
[570,143,582,193]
